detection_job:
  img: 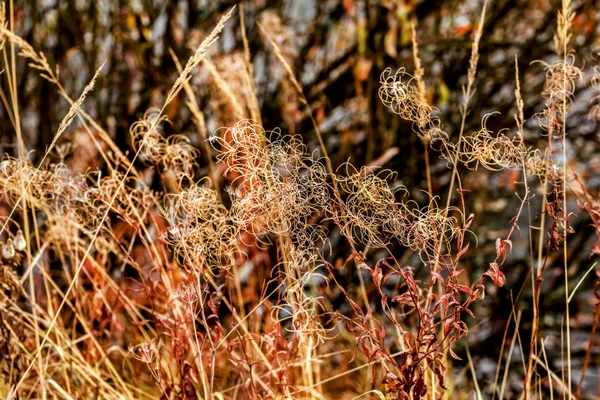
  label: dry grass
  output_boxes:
[0,1,598,399]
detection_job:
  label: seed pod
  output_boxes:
[14,230,26,252]
[2,239,15,260]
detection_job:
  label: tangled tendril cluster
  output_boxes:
[525,149,559,178]
[338,165,405,247]
[271,283,330,350]
[86,171,150,227]
[379,68,432,128]
[535,57,582,136]
[163,185,236,272]
[131,108,199,178]
[399,200,460,257]
[458,114,527,171]
[0,156,155,259]
[338,166,458,257]
[379,68,454,160]
[0,156,87,214]
[211,120,330,250]
[211,120,333,349]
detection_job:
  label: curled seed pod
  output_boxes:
[13,230,26,252]
[2,239,15,260]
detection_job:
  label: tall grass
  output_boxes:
[0,1,598,399]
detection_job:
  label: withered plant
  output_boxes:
[0,0,599,399]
